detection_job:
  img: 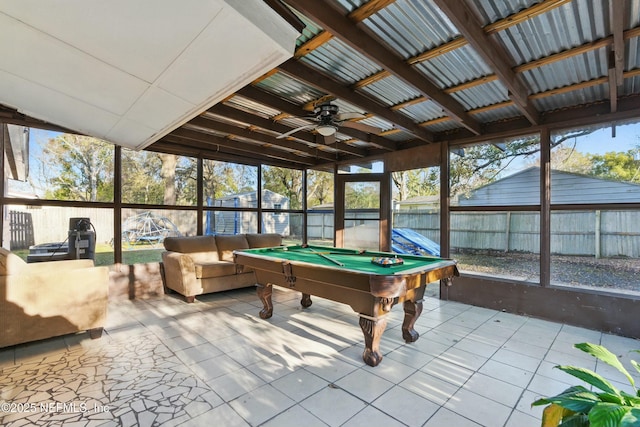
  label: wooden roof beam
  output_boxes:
[356,0,570,88]
[433,0,539,126]
[610,0,625,87]
[237,74,400,150]
[283,0,481,136]
[347,0,396,22]
[206,104,366,158]
[169,127,318,166]
[279,59,429,145]
[235,85,380,155]
[293,0,396,59]
[193,112,366,158]
[155,138,305,169]
[189,116,330,159]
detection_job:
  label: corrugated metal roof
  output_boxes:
[532,83,609,112]
[450,80,510,111]
[225,96,281,119]
[378,130,415,142]
[291,8,324,45]
[356,116,396,132]
[398,99,447,123]
[413,45,494,89]
[300,37,382,85]
[496,0,608,66]
[255,71,326,106]
[152,0,640,168]
[471,104,523,123]
[423,119,463,134]
[467,0,551,26]
[357,75,420,107]
[360,0,459,60]
[332,0,366,12]
[521,48,608,94]
[289,0,636,127]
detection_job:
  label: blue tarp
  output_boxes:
[392,228,440,257]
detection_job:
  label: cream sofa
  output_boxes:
[161,233,282,302]
[0,248,109,348]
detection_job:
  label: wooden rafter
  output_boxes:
[204,104,366,158]
[609,0,625,114]
[278,59,423,146]
[283,0,481,135]
[294,31,333,59]
[190,116,349,160]
[347,0,396,21]
[156,138,303,169]
[433,0,539,125]
[170,127,318,166]
[294,0,395,59]
[392,26,640,116]
[610,0,625,86]
[287,0,570,135]
[236,84,395,152]
[359,0,571,87]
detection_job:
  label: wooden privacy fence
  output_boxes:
[307,210,640,258]
[8,210,35,249]
[10,207,639,258]
[7,207,115,249]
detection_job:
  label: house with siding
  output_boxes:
[205,189,289,235]
[458,166,640,205]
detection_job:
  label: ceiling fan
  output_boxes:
[276,102,382,144]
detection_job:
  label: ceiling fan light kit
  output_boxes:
[276,102,382,142]
[316,124,337,136]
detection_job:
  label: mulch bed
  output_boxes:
[451,252,640,293]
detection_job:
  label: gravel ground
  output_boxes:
[452,252,640,293]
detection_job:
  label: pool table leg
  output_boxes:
[256,283,273,319]
[300,293,312,308]
[402,300,423,342]
[359,316,387,367]
[402,287,425,342]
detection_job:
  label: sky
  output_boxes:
[18,121,640,190]
[565,121,640,155]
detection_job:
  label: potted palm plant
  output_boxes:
[532,342,640,426]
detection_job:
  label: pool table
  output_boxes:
[234,245,459,367]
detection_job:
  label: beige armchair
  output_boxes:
[0,248,109,348]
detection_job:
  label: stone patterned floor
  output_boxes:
[1,287,639,426]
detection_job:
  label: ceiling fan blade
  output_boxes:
[336,112,366,121]
[276,124,316,139]
[341,121,382,134]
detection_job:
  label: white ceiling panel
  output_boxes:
[105,119,157,149]
[0,0,299,150]
[0,1,225,82]
[126,88,194,131]
[0,70,120,136]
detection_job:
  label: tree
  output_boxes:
[307,169,333,207]
[262,166,303,209]
[345,181,380,209]
[121,149,164,204]
[549,146,593,174]
[158,153,177,205]
[392,168,439,201]
[203,160,257,204]
[38,134,114,202]
[590,149,640,182]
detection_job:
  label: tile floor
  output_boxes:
[1,286,639,427]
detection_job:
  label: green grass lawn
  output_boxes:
[14,243,163,266]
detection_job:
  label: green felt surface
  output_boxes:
[242,245,446,274]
